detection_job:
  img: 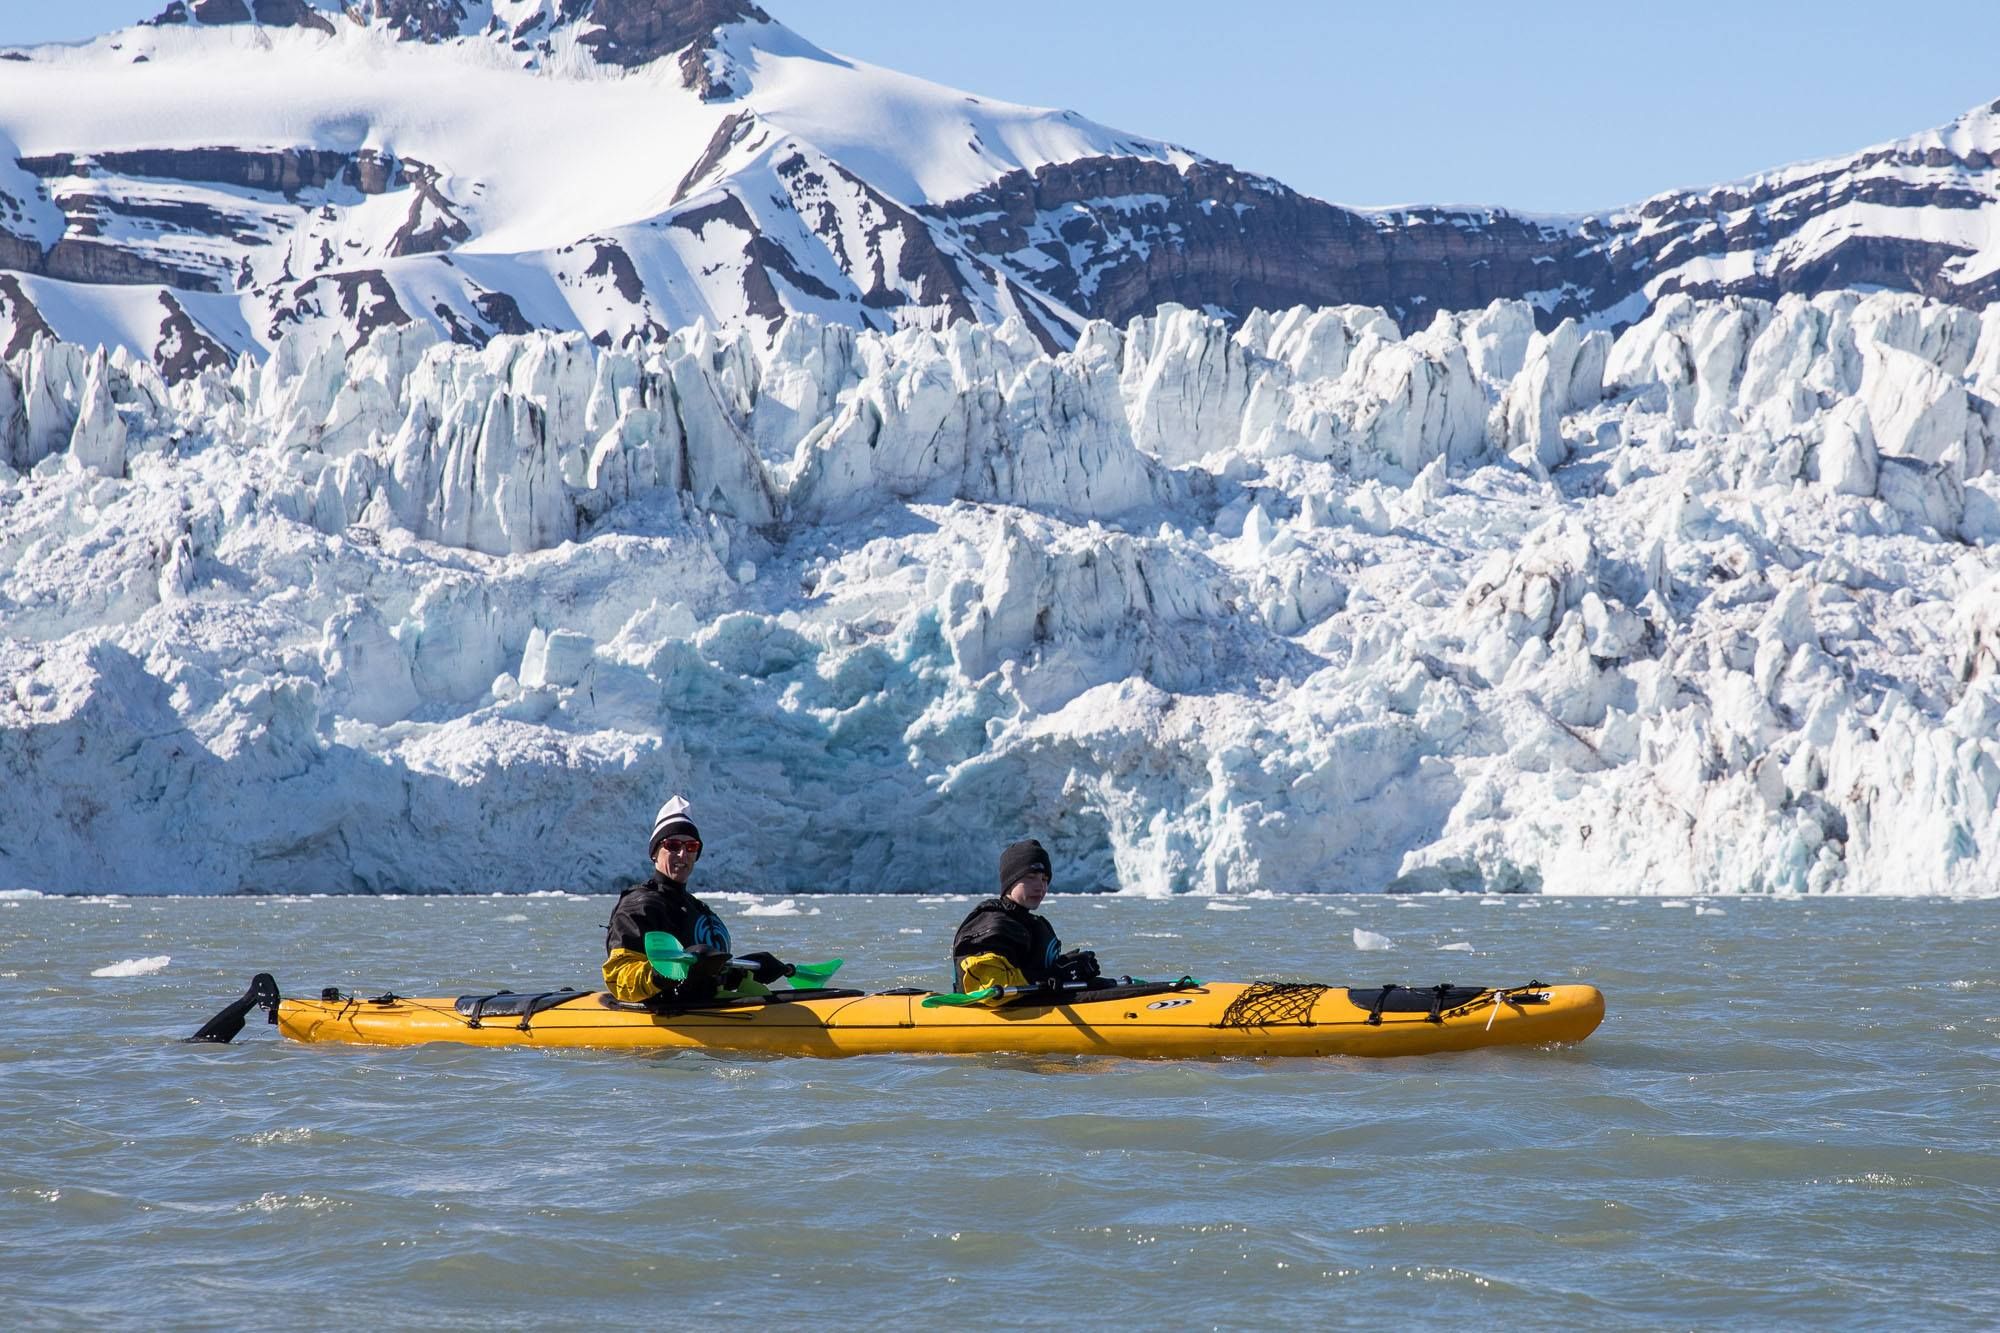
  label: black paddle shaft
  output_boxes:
[187,973,282,1044]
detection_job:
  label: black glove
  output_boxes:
[734,951,790,985]
[671,944,731,1001]
[1052,949,1102,985]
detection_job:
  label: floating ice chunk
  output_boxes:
[1695,905,1728,916]
[499,913,528,923]
[1438,941,1476,952]
[897,928,924,934]
[742,899,803,916]
[92,956,169,977]
[1352,928,1394,951]
[1206,901,1253,911]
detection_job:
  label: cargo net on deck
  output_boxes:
[1219,983,1331,1028]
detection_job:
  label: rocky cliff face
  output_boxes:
[928,157,1607,333]
[932,106,2000,338]
[5,5,2000,380]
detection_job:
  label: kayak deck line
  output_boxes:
[192,974,1606,1058]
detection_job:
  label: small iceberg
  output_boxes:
[1352,928,1394,952]
[93,955,170,978]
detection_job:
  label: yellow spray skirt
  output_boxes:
[273,981,1605,1059]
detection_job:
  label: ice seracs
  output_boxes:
[1,287,1997,895]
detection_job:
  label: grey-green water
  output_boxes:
[2,892,1995,1329]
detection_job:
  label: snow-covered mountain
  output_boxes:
[3,5,1999,898]
[7,0,2000,374]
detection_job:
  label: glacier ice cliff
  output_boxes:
[2,291,1997,894]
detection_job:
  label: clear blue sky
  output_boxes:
[13,1,2000,213]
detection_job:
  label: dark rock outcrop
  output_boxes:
[268,270,412,345]
[577,0,768,71]
[667,194,786,321]
[933,156,1604,333]
[155,0,336,30]
[19,147,399,198]
[152,0,767,68]
[0,273,54,358]
[153,292,233,382]
[386,161,471,256]
[931,140,2000,334]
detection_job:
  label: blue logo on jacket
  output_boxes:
[694,914,731,955]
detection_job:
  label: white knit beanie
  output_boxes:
[648,795,701,859]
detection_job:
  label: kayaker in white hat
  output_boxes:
[602,794,783,1004]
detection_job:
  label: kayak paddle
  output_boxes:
[778,957,845,988]
[921,985,1002,1008]
[643,933,843,988]
[921,976,1200,1008]
[187,972,282,1042]
[643,931,694,984]
[922,981,1102,1008]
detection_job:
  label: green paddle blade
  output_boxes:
[643,931,692,983]
[921,987,999,1008]
[785,958,843,988]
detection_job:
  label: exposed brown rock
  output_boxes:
[269,270,413,345]
[152,292,233,383]
[20,147,400,198]
[357,1,470,42]
[472,288,533,337]
[39,238,220,291]
[386,160,471,257]
[931,156,1604,333]
[771,152,977,323]
[0,273,55,359]
[248,0,337,32]
[668,193,784,321]
[584,239,647,305]
[673,111,757,204]
[577,0,768,71]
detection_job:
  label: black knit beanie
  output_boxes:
[997,838,1052,895]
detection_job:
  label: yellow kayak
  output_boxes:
[198,975,1604,1058]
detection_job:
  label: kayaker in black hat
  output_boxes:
[949,838,1108,995]
[603,795,781,1004]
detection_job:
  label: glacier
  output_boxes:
[2,289,1997,895]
